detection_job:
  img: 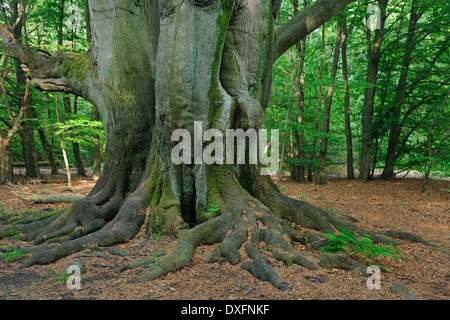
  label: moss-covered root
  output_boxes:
[125,206,308,290]
[19,180,148,268]
[128,214,234,282]
[19,184,124,245]
[241,243,291,291]
[318,252,366,276]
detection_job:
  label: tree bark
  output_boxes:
[32,108,59,174]
[63,95,86,177]
[91,106,102,181]
[14,14,40,179]
[360,0,388,181]
[381,0,421,180]
[0,142,13,185]
[71,96,87,176]
[307,25,326,182]
[341,14,355,179]
[291,0,307,183]
[315,18,343,185]
[56,94,72,187]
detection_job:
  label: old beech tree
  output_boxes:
[0,0,425,289]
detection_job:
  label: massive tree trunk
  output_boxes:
[1,0,424,290]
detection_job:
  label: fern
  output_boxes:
[321,227,404,261]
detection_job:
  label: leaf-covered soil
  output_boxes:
[0,173,449,300]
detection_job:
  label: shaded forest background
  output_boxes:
[0,0,449,191]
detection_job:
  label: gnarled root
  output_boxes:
[117,170,322,291]
[0,162,435,290]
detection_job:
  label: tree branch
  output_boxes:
[0,22,93,99]
[272,0,353,62]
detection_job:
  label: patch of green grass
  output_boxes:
[53,273,72,283]
[0,229,20,239]
[53,272,87,284]
[150,232,161,241]
[1,248,26,262]
[299,193,308,200]
[324,205,340,214]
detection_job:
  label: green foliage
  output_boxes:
[53,116,104,145]
[1,248,26,262]
[207,204,221,216]
[265,0,450,181]
[53,271,86,284]
[151,232,161,241]
[321,227,404,261]
[53,272,72,284]
[0,202,7,215]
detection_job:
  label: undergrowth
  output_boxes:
[321,227,405,262]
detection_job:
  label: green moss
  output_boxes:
[10,209,60,226]
[207,0,235,127]
[0,229,20,239]
[97,236,123,247]
[1,248,26,262]
[62,53,90,81]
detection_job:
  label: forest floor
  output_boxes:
[0,171,449,300]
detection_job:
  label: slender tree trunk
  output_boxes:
[291,0,307,183]
[19,110,40,179]
[56,94,72,187]
[421,91,450,193]
[0,77,32,185]
[90,106,102,181]
[13,12,39,179]
[58,0,66,46]
[0,141,13,185]
[316,19,343,185]
[381,0,420,180]
[308,25,326,182]
[371,136,379,177]
[360,0,388,181]
[60,0,86,178]
[341,15,355,179]
[277,103,291,188]
[70,96,87,176]
[32,108,59,174]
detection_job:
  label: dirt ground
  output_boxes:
[0,172,449,300]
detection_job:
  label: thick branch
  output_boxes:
[0,22,91,97]
[273,0,353,62]
[0,22,43,72]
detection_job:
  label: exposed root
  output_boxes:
[18,174,150,268]
[13,192,85,204]
[0,162,436,291]
[116,176,323,290]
